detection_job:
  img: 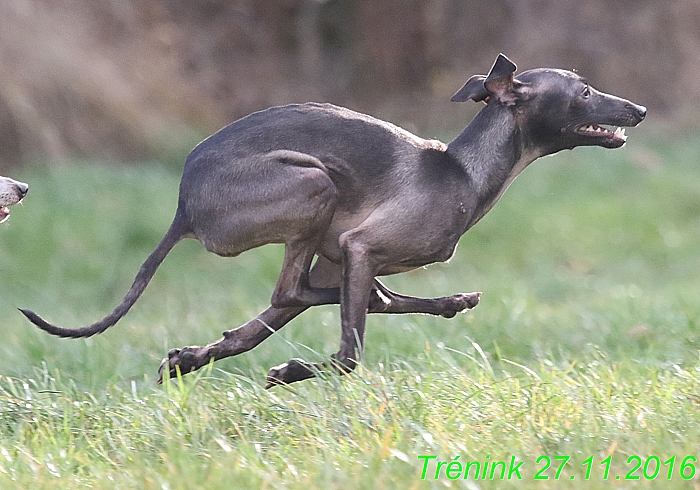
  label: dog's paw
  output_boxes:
[440,291,482,318]
[157,346,202,384]
[265,358,317,389]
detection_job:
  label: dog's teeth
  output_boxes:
[613,127,627,140]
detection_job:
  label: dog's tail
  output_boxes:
[20,212,190,339]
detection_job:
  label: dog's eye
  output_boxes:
[581,86,591,99]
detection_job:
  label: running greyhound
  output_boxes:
[21,54,646,388]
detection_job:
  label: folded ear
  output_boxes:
[450,75,488,102]
[452,54,529,106]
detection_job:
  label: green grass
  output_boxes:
[1,129,700,488]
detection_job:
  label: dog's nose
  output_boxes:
[635,105,647,120]
[16,182,28,198]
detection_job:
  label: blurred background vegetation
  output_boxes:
[1,0,699,170]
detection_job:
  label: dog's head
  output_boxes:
[0,176,29,223]
[451,54,647,156]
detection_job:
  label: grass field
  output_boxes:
[1,128,700,488]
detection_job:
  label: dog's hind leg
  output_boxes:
[157,255,342,383]
[270,240,341,308]
[157,305,308,383]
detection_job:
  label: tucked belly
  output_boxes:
[377,243,459,275]
[317,223,460,276]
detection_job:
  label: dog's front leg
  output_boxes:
[369,279,481,317]
[265,231,378,388]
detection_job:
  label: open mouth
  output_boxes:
[0,207,9,223]
[575,124,627,146]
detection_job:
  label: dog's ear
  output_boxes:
[451,75,488,103]
[484,53,518,106]
[452,54,530,106]
[485,53,517,84]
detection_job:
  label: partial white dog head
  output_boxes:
[0,176,28,223]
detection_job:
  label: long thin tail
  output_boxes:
[20,215,189,339]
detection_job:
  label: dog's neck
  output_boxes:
[447,105,540,228]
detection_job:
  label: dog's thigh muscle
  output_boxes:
[185,153,338,257]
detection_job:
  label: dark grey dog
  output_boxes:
[21,54,646,388]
